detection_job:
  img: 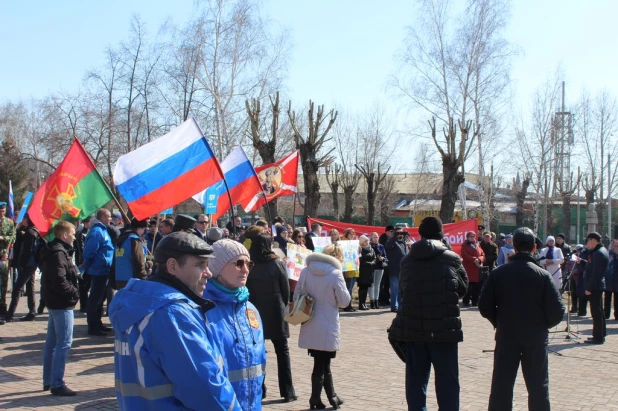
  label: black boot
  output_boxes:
[343,303,356,312]
[358,289,365,311]
[309,376,326,409]
[323,372,344,409]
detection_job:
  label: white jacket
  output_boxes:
[538,246,564,289]
[295,253,351,352]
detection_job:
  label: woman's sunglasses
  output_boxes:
[234,260,255,270]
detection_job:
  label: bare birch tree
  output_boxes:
[193,0,290,156]
[356,106,394,225]
[332,118,361,222]
[577,89,618,235]
[390,0,514,223]
[516,71,563,237]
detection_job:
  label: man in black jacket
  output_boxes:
[378,225,395,307]
[5,215,41,322]
[480,232,498,271]
[581,231,609,344]
[478,227,564,411]
[40,221,79,396]
[389,217,468,411]
[385,228,410,312]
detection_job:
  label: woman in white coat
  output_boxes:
[295,244,351,410]
[539,236,565,290]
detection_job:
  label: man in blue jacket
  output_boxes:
[109,231,241,410]
[82,208,114,336]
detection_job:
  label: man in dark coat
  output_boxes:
[5,215,41,322]
[378,225,395,307]
[478,227,565,411]
[304,222,322,252]
[480,232,499,271]
[389,217,468,411]
[581,231,609,344]
[385,228,409,312]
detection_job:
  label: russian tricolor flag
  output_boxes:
[193,146,262,220]
[8,180,14,219]
[113,119,225,220]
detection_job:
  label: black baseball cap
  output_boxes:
[512,227,535,249]
[173,214,196,231]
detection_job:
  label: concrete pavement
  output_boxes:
[1,292,618,410]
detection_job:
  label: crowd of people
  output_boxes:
[0,201,617,410]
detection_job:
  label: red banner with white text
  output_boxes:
[306,218,478,256]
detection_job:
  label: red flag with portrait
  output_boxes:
[241,150,299,212]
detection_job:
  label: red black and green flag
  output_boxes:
[29,139,114,235]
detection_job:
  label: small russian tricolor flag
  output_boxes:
[193,146,262,220]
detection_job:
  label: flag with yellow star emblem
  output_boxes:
[28,139,114,235]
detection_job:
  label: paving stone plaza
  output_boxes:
[1,292,618,410]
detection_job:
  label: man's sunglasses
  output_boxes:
[233,260,255,270]
[196,221,208,225]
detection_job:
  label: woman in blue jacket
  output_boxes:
[203,239,267,410]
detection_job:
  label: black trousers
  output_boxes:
[589,290,606,341]
[489,342,550,411]
[78,274,91,311]
[569,278,578,311]
[463,281,484,305]
[604,291,618,319]
[378,266,390,305]
[7,266,37,318]
[269,338,295,398]
[578,295,588,315]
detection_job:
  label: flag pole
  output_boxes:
[292,192,297,229]
[150,213,161,256]
[192,120,236,235]
[261,191,273,225]
[73,138,131,224]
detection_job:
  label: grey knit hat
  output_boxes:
[209,239,250,277]
[207,227,224,243]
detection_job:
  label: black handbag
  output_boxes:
[479,266,490,282]
[387,327,406,363]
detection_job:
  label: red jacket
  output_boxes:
[461,241,486,282]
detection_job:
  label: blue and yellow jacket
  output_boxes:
[109,277,242,411]
[113,230,147,289]
[203,280,266,411]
